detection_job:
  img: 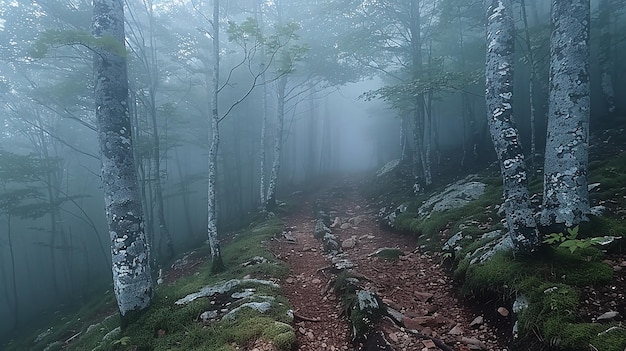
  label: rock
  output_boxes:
[200,310,218,322]
[588,182,601,191]
[175,279,279,305]
[497,307,509,317]
[589,205,606,216]
[342,236,357,249]
[449,324,463,335]
[469,316,483,328]
[323,233,341,254]
[422,339,436,348]
[241,256,268,267]
[461,336,487,350]
[222,301,273,320]
[468,230,513,264]
[442,231,464,252]
[340,223,351,230]
[597,311,619,321]
[381,204,407,228]
[414,291,433,302]
[388,332,399,342]
[350,216,365,226]
[314,219,332,239]
[282,231,297,242]
[513,295,529,314]
[331,216,342,228]
[418,176,486,218]
[231,289,255,299]
[386,306,405,324]
[331,257,356,271]
[376,159,400,177]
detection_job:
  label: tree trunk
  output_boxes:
[520,0,539,176]
[484,0,539,252]
[92,0,153,324]
[598,0,615,116]
[6,215,19,329]
[208,0,224,273]
[540,0,590,228]
[266,76,287,209]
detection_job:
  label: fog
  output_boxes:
[1,0,625,344]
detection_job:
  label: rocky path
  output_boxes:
[272,179,509,351]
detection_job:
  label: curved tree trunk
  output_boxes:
[540,0,590,228]
[92,0,152,325]
[484,0,539,253]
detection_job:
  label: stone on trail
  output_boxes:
[596,311,619,321]
[340,223,351,230]
[469,315,483,328]
[342,236,358,249]
[418,176,487,218]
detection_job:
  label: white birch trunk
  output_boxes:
[207,0,224,272]
[266,76,286,209]
[485,0,539,252]
[92,0,152,321]
[540,0,590,227]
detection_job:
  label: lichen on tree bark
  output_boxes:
[92,0,153,320]
[484,0,539,252]
[540,0,590,228]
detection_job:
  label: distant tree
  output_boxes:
[0,151,58,329]
[540,0,591,228]
[597,0,616,116]
[92,0,152,325]
[484,0,540,252]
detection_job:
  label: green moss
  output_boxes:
[461,252,519,297]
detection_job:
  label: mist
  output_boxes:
[1,0,625,346]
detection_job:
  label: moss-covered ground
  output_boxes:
[5,216,296,351]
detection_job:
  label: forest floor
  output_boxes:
[271,179,509,351]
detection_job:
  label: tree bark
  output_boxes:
[92,0,152,324]
[484,0,539,252]
[208,0,224,273]
[266,76,287,209]
[598,0,615,116]
[540,0,590,228]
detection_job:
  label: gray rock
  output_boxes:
[323,233,341,254]
[175,279,279,305]
[340,223,351,230]
[418,176,486,218]
[200,310,218,322]
[442,231,464,252]
[231,288,256,299]
[357,290,380,312]
[342,236,358,249]
[513,294,529,314]
[382,204,407,228]
[597,311,620,321]
[314,219,331,239]
[468,230,513,264]
[376,159,400,177]
[221,301,273,320]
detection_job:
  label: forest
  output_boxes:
[0,0,625,350]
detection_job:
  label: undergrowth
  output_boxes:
[7,214,295,351]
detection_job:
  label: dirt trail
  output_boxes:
[272,179,509,351]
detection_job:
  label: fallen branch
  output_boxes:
[293,312,321,322]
